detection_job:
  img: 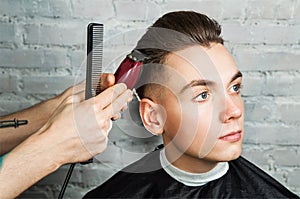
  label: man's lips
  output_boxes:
[219,130,242,142]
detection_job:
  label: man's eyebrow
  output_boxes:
[230,71,243,83]
[180,71,243,94]
[180,79,216,93]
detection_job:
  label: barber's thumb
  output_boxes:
[100,73,115,91]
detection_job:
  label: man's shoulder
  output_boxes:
[83,145,171,198]
[227,156,299,198]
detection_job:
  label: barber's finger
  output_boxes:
[99,73,115,92]
[102,89,132,117]
[96,83,129,109]
[111,101,129,120]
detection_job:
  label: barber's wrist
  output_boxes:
[31,128,65,170]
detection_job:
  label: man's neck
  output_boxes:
[163,143,218,173]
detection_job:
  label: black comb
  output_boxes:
[86,23,104,99]
[82,23,104,164]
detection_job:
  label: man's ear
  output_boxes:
[139,98,166,135]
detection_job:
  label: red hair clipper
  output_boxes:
[114,49,148,89]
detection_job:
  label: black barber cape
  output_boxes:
[84,146,299,198]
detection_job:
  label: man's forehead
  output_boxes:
[164,45,222,81]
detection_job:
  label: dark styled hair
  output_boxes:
[135,11,224,99]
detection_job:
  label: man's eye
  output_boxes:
[230,84,241,93]
[194,91,209,102]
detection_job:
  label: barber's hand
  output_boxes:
[39,83,132,165]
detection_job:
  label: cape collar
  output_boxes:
[159,149,229,187]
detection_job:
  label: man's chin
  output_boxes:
[203,146,242,162]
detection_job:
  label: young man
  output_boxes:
[84,11,299,198]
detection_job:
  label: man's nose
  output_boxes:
[220,94,242,123]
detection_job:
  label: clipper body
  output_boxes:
[114,50,147,89]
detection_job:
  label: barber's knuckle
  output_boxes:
[65,95,75,104]
[115,83,126,90]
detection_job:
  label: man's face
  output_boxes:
[159,43,244,163]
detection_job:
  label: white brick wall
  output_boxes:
[0,0,299,198]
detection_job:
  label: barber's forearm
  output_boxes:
[0,131,62,199]
[0,96,62,155]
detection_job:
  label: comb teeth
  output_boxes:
[86,23,104,100]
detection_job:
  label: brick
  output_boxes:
[243,123,300,145]
[0,75,18,92]
[276,103,300,123]
[161,0,222,20]
[22,0,51,17]
[233,47,300,71]
[264,72,294,96]
[220,0,247,19]
[72,0,114,19]
[254,23,300,44]
[0,0,69,18]
[243,0,294,20]
[23,76,75,94]
[240,72,265,96]
[275,0,295,19]
[104,30,126,47]
[223,21,300,45]
[114,1,150,21]
[24,23,86,46]
[0,49,43,68]
[114,0,161,21]
[242,147,271,166]
[102,45,134,73]
[244,99,273,122]
[144,1,162,21]
[70,50,85,69]
[0,0,24,16]
[0,23,16,43]
[246,0,276,19]
[272,149,300,167]
[0,49,69,68]
[49,0,72,18]
[15,1,71,18]
[222,22,253,44]
[0,99,34,116]
[290,75,300,96]
[288,169,300,188]
[123,28,146,46]
[294,0,300,18]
